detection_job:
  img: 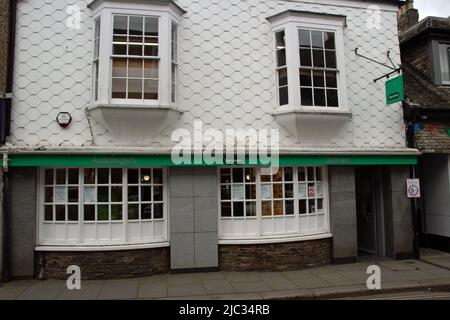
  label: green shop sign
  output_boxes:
[385,75,404,105]
[8,154,417,167]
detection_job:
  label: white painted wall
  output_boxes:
[9,0,406,149]
[422,154,450,237]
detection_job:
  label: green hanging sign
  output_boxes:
[385,75,404,105]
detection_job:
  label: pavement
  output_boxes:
[0,256,449,300]
[420,248,450,269]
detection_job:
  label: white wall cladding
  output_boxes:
[9,0,406,149]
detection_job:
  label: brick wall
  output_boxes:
[218,238,332,271]
[401,39,432,80]
[0,0,9,95]
[35,247,170,280]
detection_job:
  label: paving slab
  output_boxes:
[231,281,271,293]
[16,280,66,300]
[262,278,298,291]
[224,272,262,283]
[57,282,104,300]
[318,272,357,286]
[138,280,167,299]
[203,279,235,295]
[97,279,139,300]
[292,275,332,289]
[167,283,206,297]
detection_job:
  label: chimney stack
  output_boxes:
[398,0,419,32]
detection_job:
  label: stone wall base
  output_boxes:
[35,247,170,280]
[218,238,332,271]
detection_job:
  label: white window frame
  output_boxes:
[37,167,168,248]
[438,42,450,85]
[217,166,331,244]
[270,12,349,112]
[90,2,182,107]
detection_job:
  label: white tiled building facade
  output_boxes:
[4,0,418,279]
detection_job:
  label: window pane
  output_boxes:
[56,169,66,184]
[299,199,307,214]
[153,169,163,184]
[300,49,312,67]
[141,186,151,202]
[144,80,158,99]
[145,17,159,36]
[154,203,163,219]
[111,169,122,184]
[112,78,127,98]
[141,204,152,219]
[245,185,256,200]
[56,205,65,221]
[262,201,272,216]
[316,167,322,181]
[111,186,122,202]
[313,70,325,87]
[128,186,139,202]
[274,200,283,216]
[278,68,288,87]
[314,88,326,106]
[153,186,163,201]
[128,44,143,56]
[45,187,53,202]
[298,183,307,198]
[221,169,231,183]
[128,204,139,220]
[221,202,231,217]
[141,168,151,184]
[276,31,286,49]
[307,167,315,181]
[245,168,256,182]
[311,31,323,49]
[284,167,293,181]
[277,49,286,67]
[68,187,78,203]
[273,169,282,182]
[144,41,158,57]
[285,200,294,215]
[261,184,272,199]
[233,202,244,217]
[300,88,313,106]
[325,51,337,69]
[298,167,306,181]
[68,205,78,221]
[45,169,54,185]
[128,59,143,78]
[439,44,450,82]
[317,199,324,212]
[243,201,255,217]
[300,69,312,87]
[299,29,311,48]
[128,79,143,99]
[232,168,243,182]
[84,205,95,221]
[221,185,231,200]
[324,32,335,49]
[273,184,283,199]
[45,206,53,221]
[98,168,109,184]
[113,16,128,35]
[111,205,123,220]
[129,16,143,36]
[97,205,109,220]
[84,168,95,184]
[68,169,79,184]
[325,71,337,88]
[327,89,339,107]
[144,60,158,79]
[308,199,316,214]
[97,186,109,202]
[113,42,127,55]
[279,86,288,106]
[312,49,325,67]
[128,169,139,184]
[285,183,293,198]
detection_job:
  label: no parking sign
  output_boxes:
[407,179,421,198]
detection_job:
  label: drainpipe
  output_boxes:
[2,0,17,282]
[2,153,10,281]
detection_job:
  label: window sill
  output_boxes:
[86,103,183,144]
[35,241,170,252]
[272,107,352,140]
[218,233,332,245]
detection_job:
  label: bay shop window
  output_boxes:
[39,168,167,247]
[219,167,330,242]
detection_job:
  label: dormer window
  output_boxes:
[438,42,450,84]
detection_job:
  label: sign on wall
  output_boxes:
[407,179,421,198]
[386,75,404,105]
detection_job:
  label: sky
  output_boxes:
[414,0,450,20]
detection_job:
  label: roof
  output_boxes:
[402,62,450,110]
[400,16,450,45]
